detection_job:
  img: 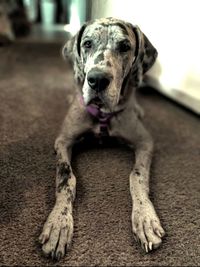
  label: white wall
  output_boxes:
[91,0,200,114]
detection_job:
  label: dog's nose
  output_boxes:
[87,70,111,91]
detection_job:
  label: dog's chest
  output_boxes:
[93,122,110,138]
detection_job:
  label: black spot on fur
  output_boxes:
[106,61,111,67]
[95,26,103,31]
[99,23,109,27]
[135,169,141,176]
[67,196,72,203]
[59,162,70,177]
[66,187,74,202]
[140,201,143,205]
[94,53,104,64]
[61,207,68,216]
[57,162,71,192]
[113,22,129,36]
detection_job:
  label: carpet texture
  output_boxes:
[0,43,200,266]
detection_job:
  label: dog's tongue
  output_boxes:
[86,105,99,117]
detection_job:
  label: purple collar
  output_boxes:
[80,96,123,135]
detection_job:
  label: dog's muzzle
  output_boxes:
[87,70,113,92]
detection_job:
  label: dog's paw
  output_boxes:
[39,205,73,260]
[132,200,165,253]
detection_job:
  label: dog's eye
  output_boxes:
[83,40,92,49]
[118,41,131,52]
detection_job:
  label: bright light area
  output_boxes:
[63,2,80,35]
[92,0,200,113]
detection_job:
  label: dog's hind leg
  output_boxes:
[39,103,91,260]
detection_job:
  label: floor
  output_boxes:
[0,40,199,266]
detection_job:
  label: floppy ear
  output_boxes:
[62,34,76,65]
[132,25,158,74]
[62,23,88,83]
[62,23,88,63]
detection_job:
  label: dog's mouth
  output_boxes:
[88,96,103,108]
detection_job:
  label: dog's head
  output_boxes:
[63,17,157,110]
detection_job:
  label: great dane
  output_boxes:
[39,17,165,260]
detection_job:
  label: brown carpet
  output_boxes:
[0,43,200,266]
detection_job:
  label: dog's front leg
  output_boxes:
[39,104,91,260]
[115,116,165,253]
[39,137,75,260]
[128,121,165,252]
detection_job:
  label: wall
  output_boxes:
[90,0,200,114]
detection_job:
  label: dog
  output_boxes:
[39,17,165,260]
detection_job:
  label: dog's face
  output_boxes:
[63,18,157,110]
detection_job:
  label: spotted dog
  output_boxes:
[39,17,165,260]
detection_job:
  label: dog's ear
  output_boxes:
[131,25,158,74]
[62,23,88,83]
[62,22,88,66]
